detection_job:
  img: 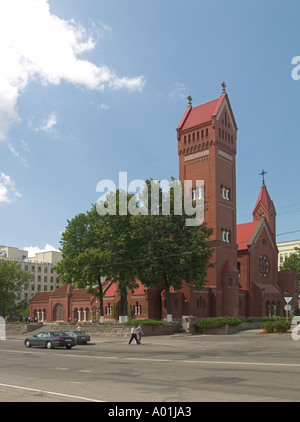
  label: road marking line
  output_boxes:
[0,382,104,402]
[3,349,300,368]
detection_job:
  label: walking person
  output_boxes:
[136,324,144,344]
[128,325,138,344]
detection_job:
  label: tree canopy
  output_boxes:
[56,180,213,322]
[0,260,30,317]
[132,179,213,321]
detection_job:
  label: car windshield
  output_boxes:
[49,332,64,336]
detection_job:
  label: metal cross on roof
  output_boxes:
[259,169,267,186]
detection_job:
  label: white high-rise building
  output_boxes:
[0,246,62,302]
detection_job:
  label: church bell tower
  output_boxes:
[177,83,239,316]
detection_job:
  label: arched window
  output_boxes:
[54,303,64,321]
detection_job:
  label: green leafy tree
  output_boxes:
[56,190,139,322]
[132,179,213,321]
[0,260,30,317]
[57,180,213,323]
[93,190,140,321]
[56,212,109,322]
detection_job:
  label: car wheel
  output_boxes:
[46,341,52,349]
[25,340,31,348]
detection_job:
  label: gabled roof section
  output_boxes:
[254,282,282,295]
[104,282,118,298]
[50,284,74,297]
[71,289,93,300]
[236,221,260,251]
[131,280,147,295]
[237,216,277,252]
[177,92,237,132]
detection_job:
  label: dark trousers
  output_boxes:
[129,334,138,344]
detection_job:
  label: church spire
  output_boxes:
[252,170,276,237]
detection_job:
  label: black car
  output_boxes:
[24,331,76,349]
[62,330,91,344]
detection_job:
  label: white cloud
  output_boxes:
[23,243,59,258]
[8,143,29,167]
[0,172,22,203]
[100,103,110,110]
[169,83,188,100]
[35,112,58,133]
[0,0,145,141]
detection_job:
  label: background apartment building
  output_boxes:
[277,240,300,270]
[0,245,62,302]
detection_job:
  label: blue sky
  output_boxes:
[0,0,299,256]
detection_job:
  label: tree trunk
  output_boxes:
[97,278,105,323]
[119,285,128,322]
[163,276,172,322]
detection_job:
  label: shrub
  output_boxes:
[196,317,242,330]
[123,319,177,326]
[261,320,291,333]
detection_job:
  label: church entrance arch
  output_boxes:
[53,303,64,321]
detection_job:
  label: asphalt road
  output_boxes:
[1,330,300,404]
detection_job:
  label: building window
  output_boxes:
[221,230,230,243]
[228,278,232,288]
[134,302,141,315]
[106,303,112,316]
[192,186,204,201]
[221,186,230,200]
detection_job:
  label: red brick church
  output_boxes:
[30,84,298,322]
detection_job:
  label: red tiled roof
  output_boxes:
[71,289,93,300]
[177,94,226,131]
[132,281,147,295]
[236,221,259,251]
[104,283,118,297]
[30,291,51,302]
